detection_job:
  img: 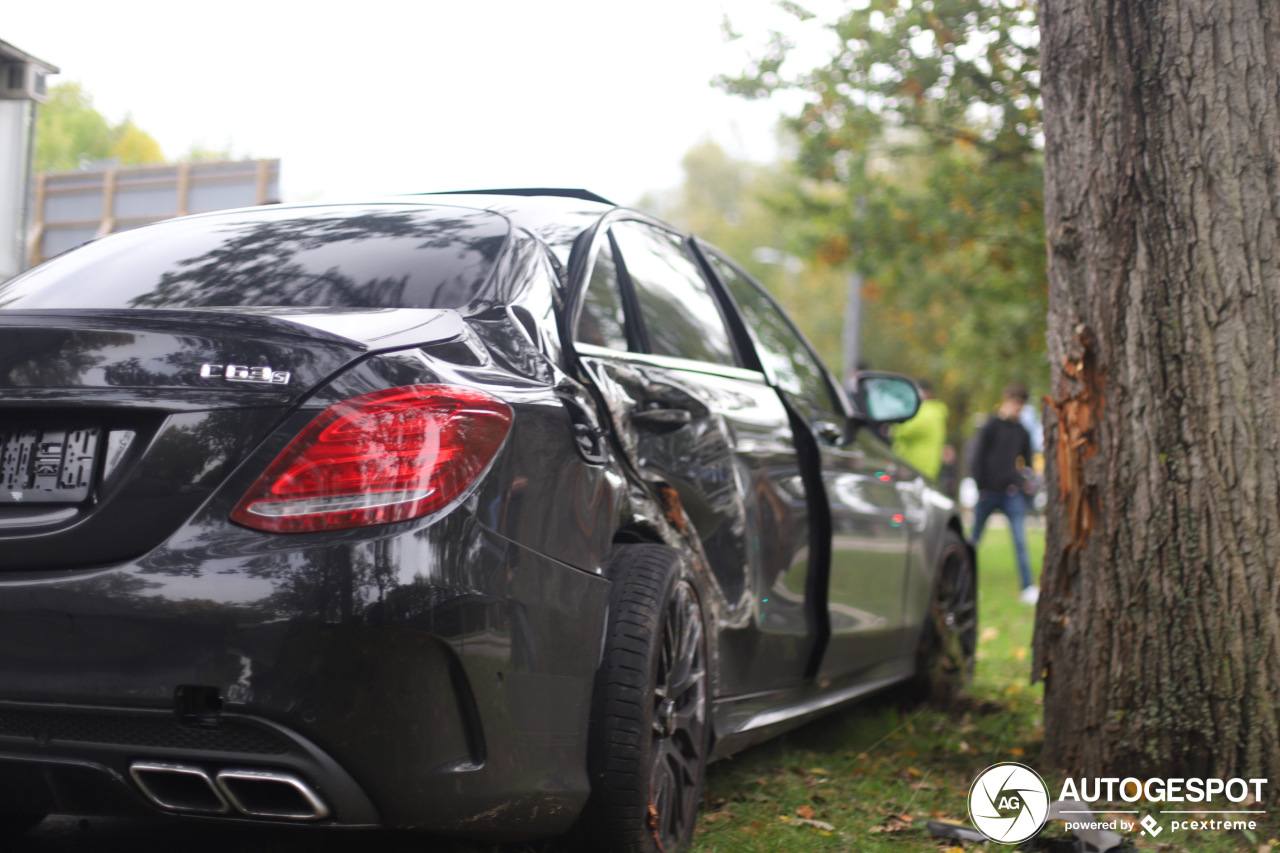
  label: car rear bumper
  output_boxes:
[0,518,609,838]
[0,703,378,825]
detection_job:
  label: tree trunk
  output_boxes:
[1036,0,1280,784]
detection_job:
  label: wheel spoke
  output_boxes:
[647,579,707,849]
[667,627,704,699]
[670,691,705,739]
[946,555,972,608]
[651,738,691,845]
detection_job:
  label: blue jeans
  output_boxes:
[971,488,1033,589]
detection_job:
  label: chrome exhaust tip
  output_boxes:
[129,762,230,814]
[215,768,329,820]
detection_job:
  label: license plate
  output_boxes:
[0,426,100,504]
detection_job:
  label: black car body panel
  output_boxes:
[0,194,967,841]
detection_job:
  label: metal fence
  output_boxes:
[27,158,280,265]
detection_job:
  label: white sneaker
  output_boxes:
[1020,585,1039,605]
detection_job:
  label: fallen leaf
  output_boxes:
[792,817,836,831]
[979,626,998,643]
[905,766,923,778]
[957,740,970,753]
[808,767,830,775]
[702,809,733,824]
[1013,646,1027,661]
[797,805,815,820]
[869,816,914,833]
[1009,747,1025,756]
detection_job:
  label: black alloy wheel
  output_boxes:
[915,531,977,704]
[579,545,709,853]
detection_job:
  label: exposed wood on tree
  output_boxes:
[1036,0,1280,785]
[1046,326,1103,550]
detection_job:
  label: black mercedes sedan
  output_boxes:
[0,189,974,852]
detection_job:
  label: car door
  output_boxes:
[571,219,817,695]
[701,248,914,681]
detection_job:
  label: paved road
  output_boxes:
[9,816,559,853]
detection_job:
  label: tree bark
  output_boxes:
[1036,0,1280,784]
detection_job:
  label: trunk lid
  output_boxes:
[0,307,473,571]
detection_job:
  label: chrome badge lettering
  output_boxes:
[199,364,291,385]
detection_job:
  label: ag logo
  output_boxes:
[968,762,1050,844]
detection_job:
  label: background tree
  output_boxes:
[35,82,166,171]
[1035,0,1280,782]
[638,140,848,371]
[720,0,1046,424]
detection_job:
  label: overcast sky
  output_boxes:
[5,1,840,205]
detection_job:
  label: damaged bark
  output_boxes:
[1036,0,1280,785]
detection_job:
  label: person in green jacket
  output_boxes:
[892,379,949,480]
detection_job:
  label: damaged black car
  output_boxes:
[0,189,975,851]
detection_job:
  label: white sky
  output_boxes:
[5,0,842,206]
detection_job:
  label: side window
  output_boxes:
[609,221,737,367]
[707,253,840,418]
[575,234,629,350]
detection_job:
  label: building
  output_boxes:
[0,39,57,282]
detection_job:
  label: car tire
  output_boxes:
[913,530,977,705]
[578,544,710,853]
[0,812,46,840]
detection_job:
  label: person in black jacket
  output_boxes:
[970,383,1037,603]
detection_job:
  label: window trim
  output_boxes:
[574,341,767,384]
[607,226,649,355]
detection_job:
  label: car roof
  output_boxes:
[394,191,618,267]
[170,189,641,270]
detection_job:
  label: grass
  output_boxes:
[687,525,1277,853]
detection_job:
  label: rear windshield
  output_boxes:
[0,204,510,311]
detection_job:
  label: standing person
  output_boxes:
[970,383,1037,603]
[892,378,949,480]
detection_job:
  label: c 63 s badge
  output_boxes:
[200,364,291,385]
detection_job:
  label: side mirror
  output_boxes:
[854,372,921,424]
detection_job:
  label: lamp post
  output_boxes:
[843,270,861,390]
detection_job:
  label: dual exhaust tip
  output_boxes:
[129,762,329,820]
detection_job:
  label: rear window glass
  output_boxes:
[0,205,510,311]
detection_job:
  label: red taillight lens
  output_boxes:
[231,385,512,533]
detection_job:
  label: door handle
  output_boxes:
[631,408,692,432]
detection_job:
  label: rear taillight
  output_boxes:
[230,385,512,533]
